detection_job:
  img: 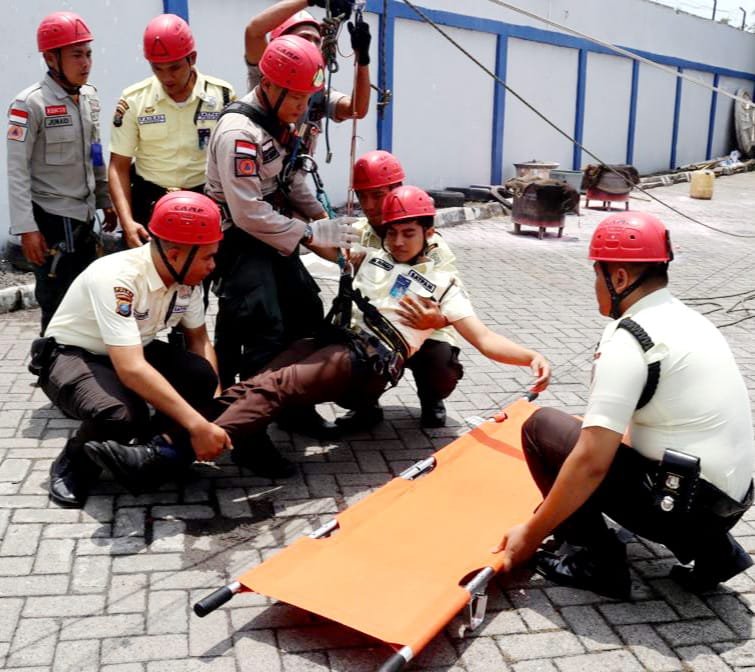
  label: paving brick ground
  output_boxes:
[1,172,754,670]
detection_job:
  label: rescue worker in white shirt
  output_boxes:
[83,186,551,492]
[337,150,464,431]
[205,35,358,440]
[108,14,235,249]
[28,192,227,508]
[6,12,116,333]
[493,212,755,598]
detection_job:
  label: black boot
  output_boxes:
[670,533,753,592]
[48,440,100,508]
[420,399,447,428]
[84,436,190,494]
[335,403,384,432]
[534,533,631,600]
[276,406,340,440]
[231,433,296,479]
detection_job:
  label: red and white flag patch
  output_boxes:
[9,108,28,126]
[234,140,257,158]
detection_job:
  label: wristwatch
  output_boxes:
[302,223,314,245]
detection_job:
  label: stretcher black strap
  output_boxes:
[616,317,660,410]
[219,101,292,148]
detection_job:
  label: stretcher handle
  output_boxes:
[525,391,539,402]
[193,581,241,617]
[377,648,412,672]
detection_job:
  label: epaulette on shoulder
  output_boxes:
[203,74,234,90]
[122,77,154,97]
[14,83,43,103]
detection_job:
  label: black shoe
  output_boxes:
[670,535,753,592]
[534,539,631,600]
[231,434,297,479]
[420,399,447,428]
[48,446,97,508]
[335,403,384,432]
[276,406,340,440]
[84,436,185,494]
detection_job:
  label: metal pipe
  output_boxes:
[712,0,717,20]
[739,7,747,29]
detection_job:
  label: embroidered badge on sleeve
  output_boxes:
[114,286,135,318]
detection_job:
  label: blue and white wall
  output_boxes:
[2,0,755,245]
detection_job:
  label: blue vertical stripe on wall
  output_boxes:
[705,73,720,160]
[163,0,189,21]
[572,49,587,169]
[376,2,395,152]
[490,34,508,184]
[669,67,683,169]
[626,60,640,164]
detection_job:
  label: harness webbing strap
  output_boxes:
[616,317,660,410]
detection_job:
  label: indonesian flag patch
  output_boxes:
[234,140,257,158]
[9,108,29,126]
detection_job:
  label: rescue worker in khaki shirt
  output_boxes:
[83,186,551,493]
[29,192,227,508]
[109,14,235,248]
[338,150,464,430]
[205,35,358,442]
[7,12,116,332]
[493,213,755,599]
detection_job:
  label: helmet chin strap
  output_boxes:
[48,51,81,95]
[600,262,653,319]
[153,239,199,285]
[260,86,288,119]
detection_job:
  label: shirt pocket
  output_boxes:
[44,125,77,165]
[138,121,169,142]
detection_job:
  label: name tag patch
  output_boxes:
[45,115,72,128]
[407,269,437,294]
[45,105,67,116]
[261,140,280,164]
[196,111,220,122]
[137,114,167,125]
[369,257,394,271]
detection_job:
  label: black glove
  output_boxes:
[308,0,353,21]
[348,19,371,66]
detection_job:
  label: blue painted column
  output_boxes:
[572,49,587,170]
[669,67,683,169]
[705,73,720,160]
[626,60,640,164]
[163,0,189,21]
[490,34,508,184]
[376,1,396,152]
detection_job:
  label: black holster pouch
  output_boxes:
[652,448,700,515]
[29,337,58,378]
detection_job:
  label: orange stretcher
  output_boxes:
[195,397,543,671]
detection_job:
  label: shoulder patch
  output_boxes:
[114,286,134,318]
[235,157,258,177]
[234,140,257,157]
[7,124,27,142]
[369,256,394,271]
[8,107,29,126]
[113,98,129,127]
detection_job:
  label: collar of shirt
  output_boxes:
[42,73,75,101]
[621,287,673,319]
[152,70,209,109]
[140,243,168,292]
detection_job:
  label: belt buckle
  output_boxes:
[166,187,180,193]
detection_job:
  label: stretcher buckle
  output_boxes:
[468,591,489,631]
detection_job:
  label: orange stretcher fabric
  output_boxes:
[238,399,542,653]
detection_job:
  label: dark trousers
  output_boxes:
[32,203,97,334]
[406,339,463,402]
[41,340,218,468]
[523,407,752,566]
[130,167,205,229]
[202,338,387,449]
[213,227,324,388]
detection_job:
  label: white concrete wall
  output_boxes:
[676,71,714,168]
[1,0,754,247]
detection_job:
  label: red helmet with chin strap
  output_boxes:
[589,211,673,263]
[143,14,196,64]
[270,10,320,42]
[37,12,93,52]
[353,151,406,192]
[382,186,436,226]
[149,192,222,245]
[259,35,325,94]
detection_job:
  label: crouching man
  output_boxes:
[83,187,551,491]
[31,192,228,507]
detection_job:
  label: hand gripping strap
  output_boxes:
[616,317,660,410]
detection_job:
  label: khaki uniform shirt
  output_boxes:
[353,217,461,346]
[46,243,205,356]
[110,72,235,189]
[352,248,473,357]
[205,89,324,255]
[6,74,111,235]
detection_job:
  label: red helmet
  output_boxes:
[270,10,320,42]
[143,14,196,64]
[259,35,325,94]
[353,151,406,191]
[149,192,223,245]
[382,186,436,225]
[589,211,673,263]
[37,12,93,52]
